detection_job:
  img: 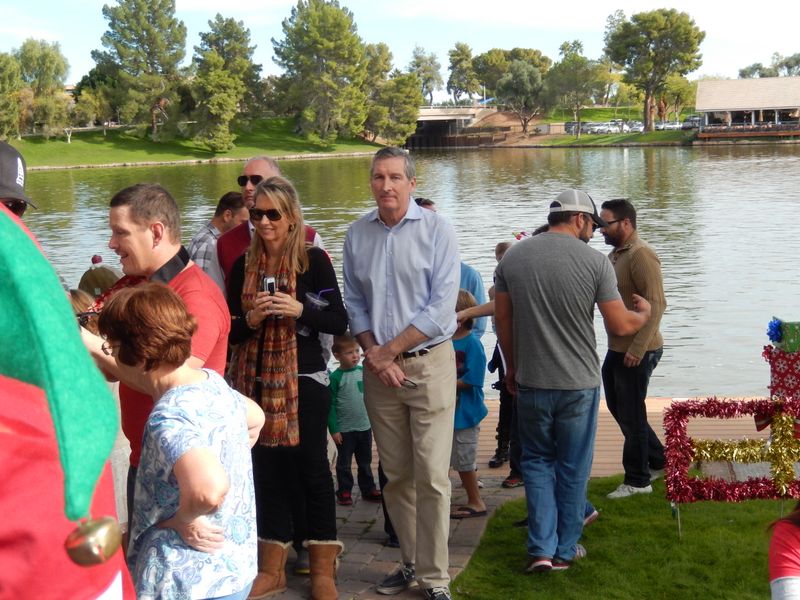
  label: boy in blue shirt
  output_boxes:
[328,333,382,506]
[450,290,488,518]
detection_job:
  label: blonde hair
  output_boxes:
[246,176,309,275]
[456,289,478,330]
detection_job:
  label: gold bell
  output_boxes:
[64,516,122,566]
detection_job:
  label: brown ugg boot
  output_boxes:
[248,540,291,600]
[306,540,344,600]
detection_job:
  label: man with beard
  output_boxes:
[598,198,667,499]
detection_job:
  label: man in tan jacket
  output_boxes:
[599,198,667,499]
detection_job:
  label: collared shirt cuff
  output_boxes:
[348,315,371,338]
[411,313,444,341]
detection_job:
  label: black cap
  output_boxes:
[0,142,37,209]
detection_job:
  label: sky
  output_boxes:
[2,0,799,92]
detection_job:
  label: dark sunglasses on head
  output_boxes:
[249,208,282,222]
[2,199,27,217]
[237,174,264,187]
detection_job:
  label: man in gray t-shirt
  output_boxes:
[494,189,650,573]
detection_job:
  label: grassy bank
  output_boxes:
[453,474,778,599]
[537,130,695,146]
[11,118,380,169]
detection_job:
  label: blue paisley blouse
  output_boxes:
[127,370,257,600]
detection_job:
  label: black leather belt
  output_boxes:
[400,340,446,359]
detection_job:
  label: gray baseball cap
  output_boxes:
[549,189,606,228]
[0,142,37,209]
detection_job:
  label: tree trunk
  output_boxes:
[64,128,72,144]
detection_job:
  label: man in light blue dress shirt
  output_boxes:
[343,148,460,600]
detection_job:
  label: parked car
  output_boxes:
[609,119,631,133]
[663,121,682,130]
[564,121,578,134]
[682,115,702,129]
[629,121,644,132]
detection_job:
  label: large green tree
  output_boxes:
[496,59,545,134]
[15,39,68,97]
[193,49,243,151]
[0,53,22,139]
[92,0,187,133]
[194,14,261,115]
[446,42,479,103]
[14,39,70,136]
[364,70,421,145]
[273,0,367,144]
[545,41,598,138]
[408,45,443,105]
[473,49,509,98]
[605,8,704,131]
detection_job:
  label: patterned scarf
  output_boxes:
[230,246,299,447]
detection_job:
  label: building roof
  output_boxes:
[696,77,800,111]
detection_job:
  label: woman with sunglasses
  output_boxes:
[227,176,348,600]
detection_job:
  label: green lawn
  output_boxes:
[11,118,381,168]
[453,475,779,599]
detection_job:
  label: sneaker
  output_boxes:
[502,475,524,488]
[551,544,586,571]
[488,449,508,468]
[362,489,383,502]
[607,483,653,499]
[650,468,665,482]
[422,586,452,599]
[376,563,416,595]
[477,478,484,489]
[524,557,552,573]
[336,490,353,506]
[293,547,310,575]
[583,509,599,527]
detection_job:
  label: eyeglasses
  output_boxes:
[2,199,27,217]
[604,219,623,226]
[249,208,282,223]
[101,340,116,356]
[237,175,264,187]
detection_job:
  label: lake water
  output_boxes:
[22,145,800,398]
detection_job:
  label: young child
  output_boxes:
[328,333,382,506]
[450,289,489,519]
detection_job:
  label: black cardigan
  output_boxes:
[227,246,348,374]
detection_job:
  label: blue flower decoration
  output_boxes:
[768,318,783,343]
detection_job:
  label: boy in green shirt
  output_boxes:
[328,333,382,506]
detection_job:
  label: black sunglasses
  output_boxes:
[2,199,27,217]
[249,208,282,223]
[237,175,264,187]
[604,219,623,226]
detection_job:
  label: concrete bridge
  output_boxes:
[417,105,496,124]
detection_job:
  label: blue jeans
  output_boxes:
[602,349,664,487]
[335,429,377,494]
[516,386,599,561]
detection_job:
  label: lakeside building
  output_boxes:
[696,77,800,139]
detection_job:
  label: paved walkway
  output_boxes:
[110,395,767,599]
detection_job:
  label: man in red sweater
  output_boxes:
[81,183,230,523]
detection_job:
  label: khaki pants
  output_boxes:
[364,342,456,589]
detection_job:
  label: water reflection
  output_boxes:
[23,145,800,398]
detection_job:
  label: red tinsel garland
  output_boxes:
[663,396,800,503]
